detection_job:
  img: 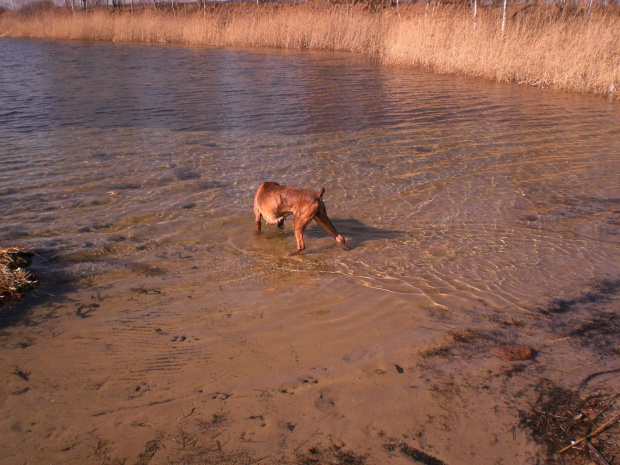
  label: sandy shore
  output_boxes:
[1,260,618,465]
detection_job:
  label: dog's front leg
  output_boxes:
[254,206,262,234]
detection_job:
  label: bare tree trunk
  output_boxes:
[586,0,593,17]
[472,0,477,30]
[500,0,507,35]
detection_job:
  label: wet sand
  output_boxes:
[1,253,619,465]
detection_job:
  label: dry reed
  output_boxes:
[383,4,620,97]
[0,2,618,98]
[0,247,37,308]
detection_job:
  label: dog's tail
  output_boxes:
[317,188,325,200]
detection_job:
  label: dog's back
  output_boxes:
[254,182,323,220]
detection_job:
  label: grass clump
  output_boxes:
[0,247,38,308]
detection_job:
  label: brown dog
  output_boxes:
[254,181,346,254]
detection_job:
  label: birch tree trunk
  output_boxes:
[500,0,507,35]
[472,0,477,31]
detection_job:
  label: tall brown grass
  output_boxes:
[384,4,620,97]
[0,2,618,98]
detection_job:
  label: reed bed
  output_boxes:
[0,2,618,98]
[0,3,385,52]
[383,4,620,97]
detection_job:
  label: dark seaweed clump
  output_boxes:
[567,312,620,354]
[296,444,368,465]
[539,279,620,355]
[383,438,448,465]
[540,279,620,315]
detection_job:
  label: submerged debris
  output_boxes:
[519,378,619,465]
[0,247,37,308]
[383,439,448,465]
[567,312,620,355]
[540,279,620,315]
[489,345,534,361]
[296,444,368,465]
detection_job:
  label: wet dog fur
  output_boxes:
[254,181,347,254]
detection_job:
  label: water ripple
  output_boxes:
[1,38,619,317]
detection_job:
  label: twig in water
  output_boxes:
[557,413,620,453]
[580,368,620,387]
[247,456,268,465]
[566,355,602,373]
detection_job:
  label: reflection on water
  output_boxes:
[1,38,620,319]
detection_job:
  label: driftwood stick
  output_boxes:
[558,413,620,454]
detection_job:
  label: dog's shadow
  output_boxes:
[305,218,405,251]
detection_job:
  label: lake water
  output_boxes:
[1,38,619,464]
[3,38,619,307]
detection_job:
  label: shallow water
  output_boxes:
[2,39,619,313]
[1,38,620,464]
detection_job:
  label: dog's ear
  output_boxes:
[317,188,325,200]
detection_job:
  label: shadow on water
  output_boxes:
[0,252,77,330]
[305,218,406,250]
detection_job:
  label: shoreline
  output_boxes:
[1,2,619,99]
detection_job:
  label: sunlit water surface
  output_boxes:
[1,38,620,323]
